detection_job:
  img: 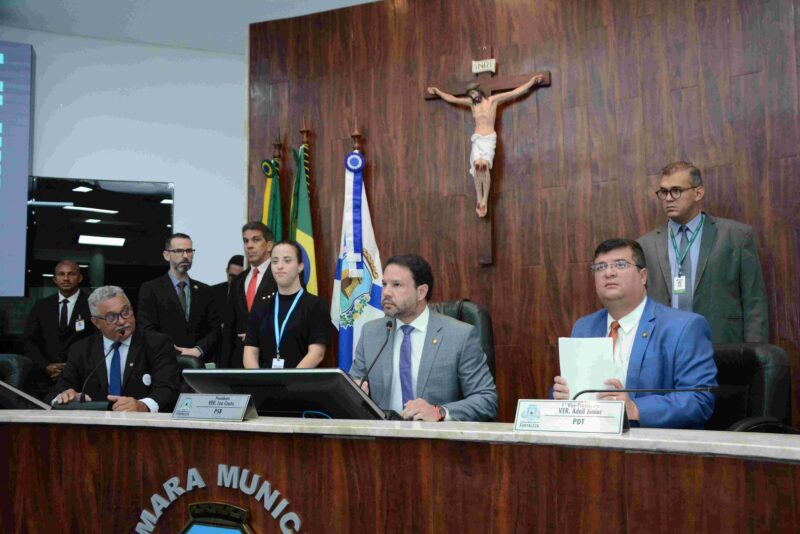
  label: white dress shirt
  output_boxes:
[389,306,430,413]
[243,261,270,293]
[58,291,80,325]
[606,297,648,386]
[101,336,159,412]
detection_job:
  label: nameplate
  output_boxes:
[514,399,625,434]
[172,394,257,422]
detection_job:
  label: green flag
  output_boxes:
[260,158,283,241]
[289,145,318,294]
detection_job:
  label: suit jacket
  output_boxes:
[46,329,180,412]
[638,214,769,344]
[23,291,95,373]
[137,274,221,358]
[210,281,231,328]
[349,310,498,422]
[571,298,717,429]
[222,266,277,368]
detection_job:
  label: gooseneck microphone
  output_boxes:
[360,320,394,398]
[80,333,125,404]
[571,386,719,401]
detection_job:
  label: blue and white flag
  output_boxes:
[332,151,384,372]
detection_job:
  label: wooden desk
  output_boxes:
[1,412,799,533]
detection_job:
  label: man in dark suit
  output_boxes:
[222,222,277,368]
[637,161,769,343]
[350,254,497,422]
[210,254,244,330]
[23,260,95,398]
[137,233,221,364]
[49,286,180,412]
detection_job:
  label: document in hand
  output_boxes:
[558,337,617,400]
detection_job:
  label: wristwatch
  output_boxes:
[435,405,446,422]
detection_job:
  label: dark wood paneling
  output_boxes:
[248,0,800,424]
[4,423,800,533]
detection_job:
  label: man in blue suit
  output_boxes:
[553,238,717,428]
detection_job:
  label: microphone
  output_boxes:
[80,330,126,403]
[360,320,393,397]
[572,386,719,401]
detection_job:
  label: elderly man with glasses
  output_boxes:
[137,232,222,363]
[637,161,769,344]
[48,286,180,412]
[552,239,717,429]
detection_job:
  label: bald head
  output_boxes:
[53,260,82,297]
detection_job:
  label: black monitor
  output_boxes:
[182,369,394,420]
[0,380,51,410]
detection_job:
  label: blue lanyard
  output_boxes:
[669,214,704,274]
[273,289,304,358]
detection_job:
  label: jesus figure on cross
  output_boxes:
[428,74,544,217]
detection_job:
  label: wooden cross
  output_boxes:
[425,45,551,266]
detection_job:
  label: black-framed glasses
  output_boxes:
[92,306,132,324]
[590,260,641,273]
[654,186,699,200]
[166,248,196,255]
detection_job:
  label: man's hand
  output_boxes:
[356,379,369,396]
[598,378,639,421]
[55,388,89,404]
[553,376,570,400]
[45,363,66,379]
[107,395,149,412]
[401,398,440,421]
[176,346,201,358]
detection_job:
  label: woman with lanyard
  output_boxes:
[243,240,329,369]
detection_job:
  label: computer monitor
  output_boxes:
[182,368,393,420]
[0,380,51,410]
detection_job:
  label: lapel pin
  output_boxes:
[642,332,649,338]
[432,339,439,345]
[193,285,198,290]
[128,362,134,367]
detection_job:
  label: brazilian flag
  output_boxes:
[260,158,283,241]
[289,144,318,295]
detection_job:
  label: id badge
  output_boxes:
[673,275,687,294]
[75,319,85,332]
[271,357,285,369]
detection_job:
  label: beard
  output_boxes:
[470,93,483,104]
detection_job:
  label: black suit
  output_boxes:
[137,274,221,360]
[23,291,95,397]
[222,266,277,368]
[210,281,231,328]
[46,329,180,412]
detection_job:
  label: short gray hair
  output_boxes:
[88,285,128,316]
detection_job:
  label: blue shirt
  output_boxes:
[167,271,191,321]
[667,211,704,308]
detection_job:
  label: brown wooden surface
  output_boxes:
[2,422,800,533]
[247,0,800,424]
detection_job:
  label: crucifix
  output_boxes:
[426,46,551,265]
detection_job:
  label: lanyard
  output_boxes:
[669,214,704,274]
[273,289,304,358]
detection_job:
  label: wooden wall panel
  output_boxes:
[248,0,800,424]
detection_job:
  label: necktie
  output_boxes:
[246,267,259,311]
[399,324,414,406]
[108,341,122,396]
[609,320,621,351]
[59,299,69,331]
[177,281,188,318]
[678,225,693,311]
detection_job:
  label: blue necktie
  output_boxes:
[399,324,414,406]
[678,225,693,311]
[109,341,122,396]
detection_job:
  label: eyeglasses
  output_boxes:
[654,186,699,200]
[166,248,196,255]
[93,306,132,324]
[590,260,641,273]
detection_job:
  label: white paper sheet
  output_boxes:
[558,337,620,400]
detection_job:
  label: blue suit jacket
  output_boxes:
[571,298,717,429]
